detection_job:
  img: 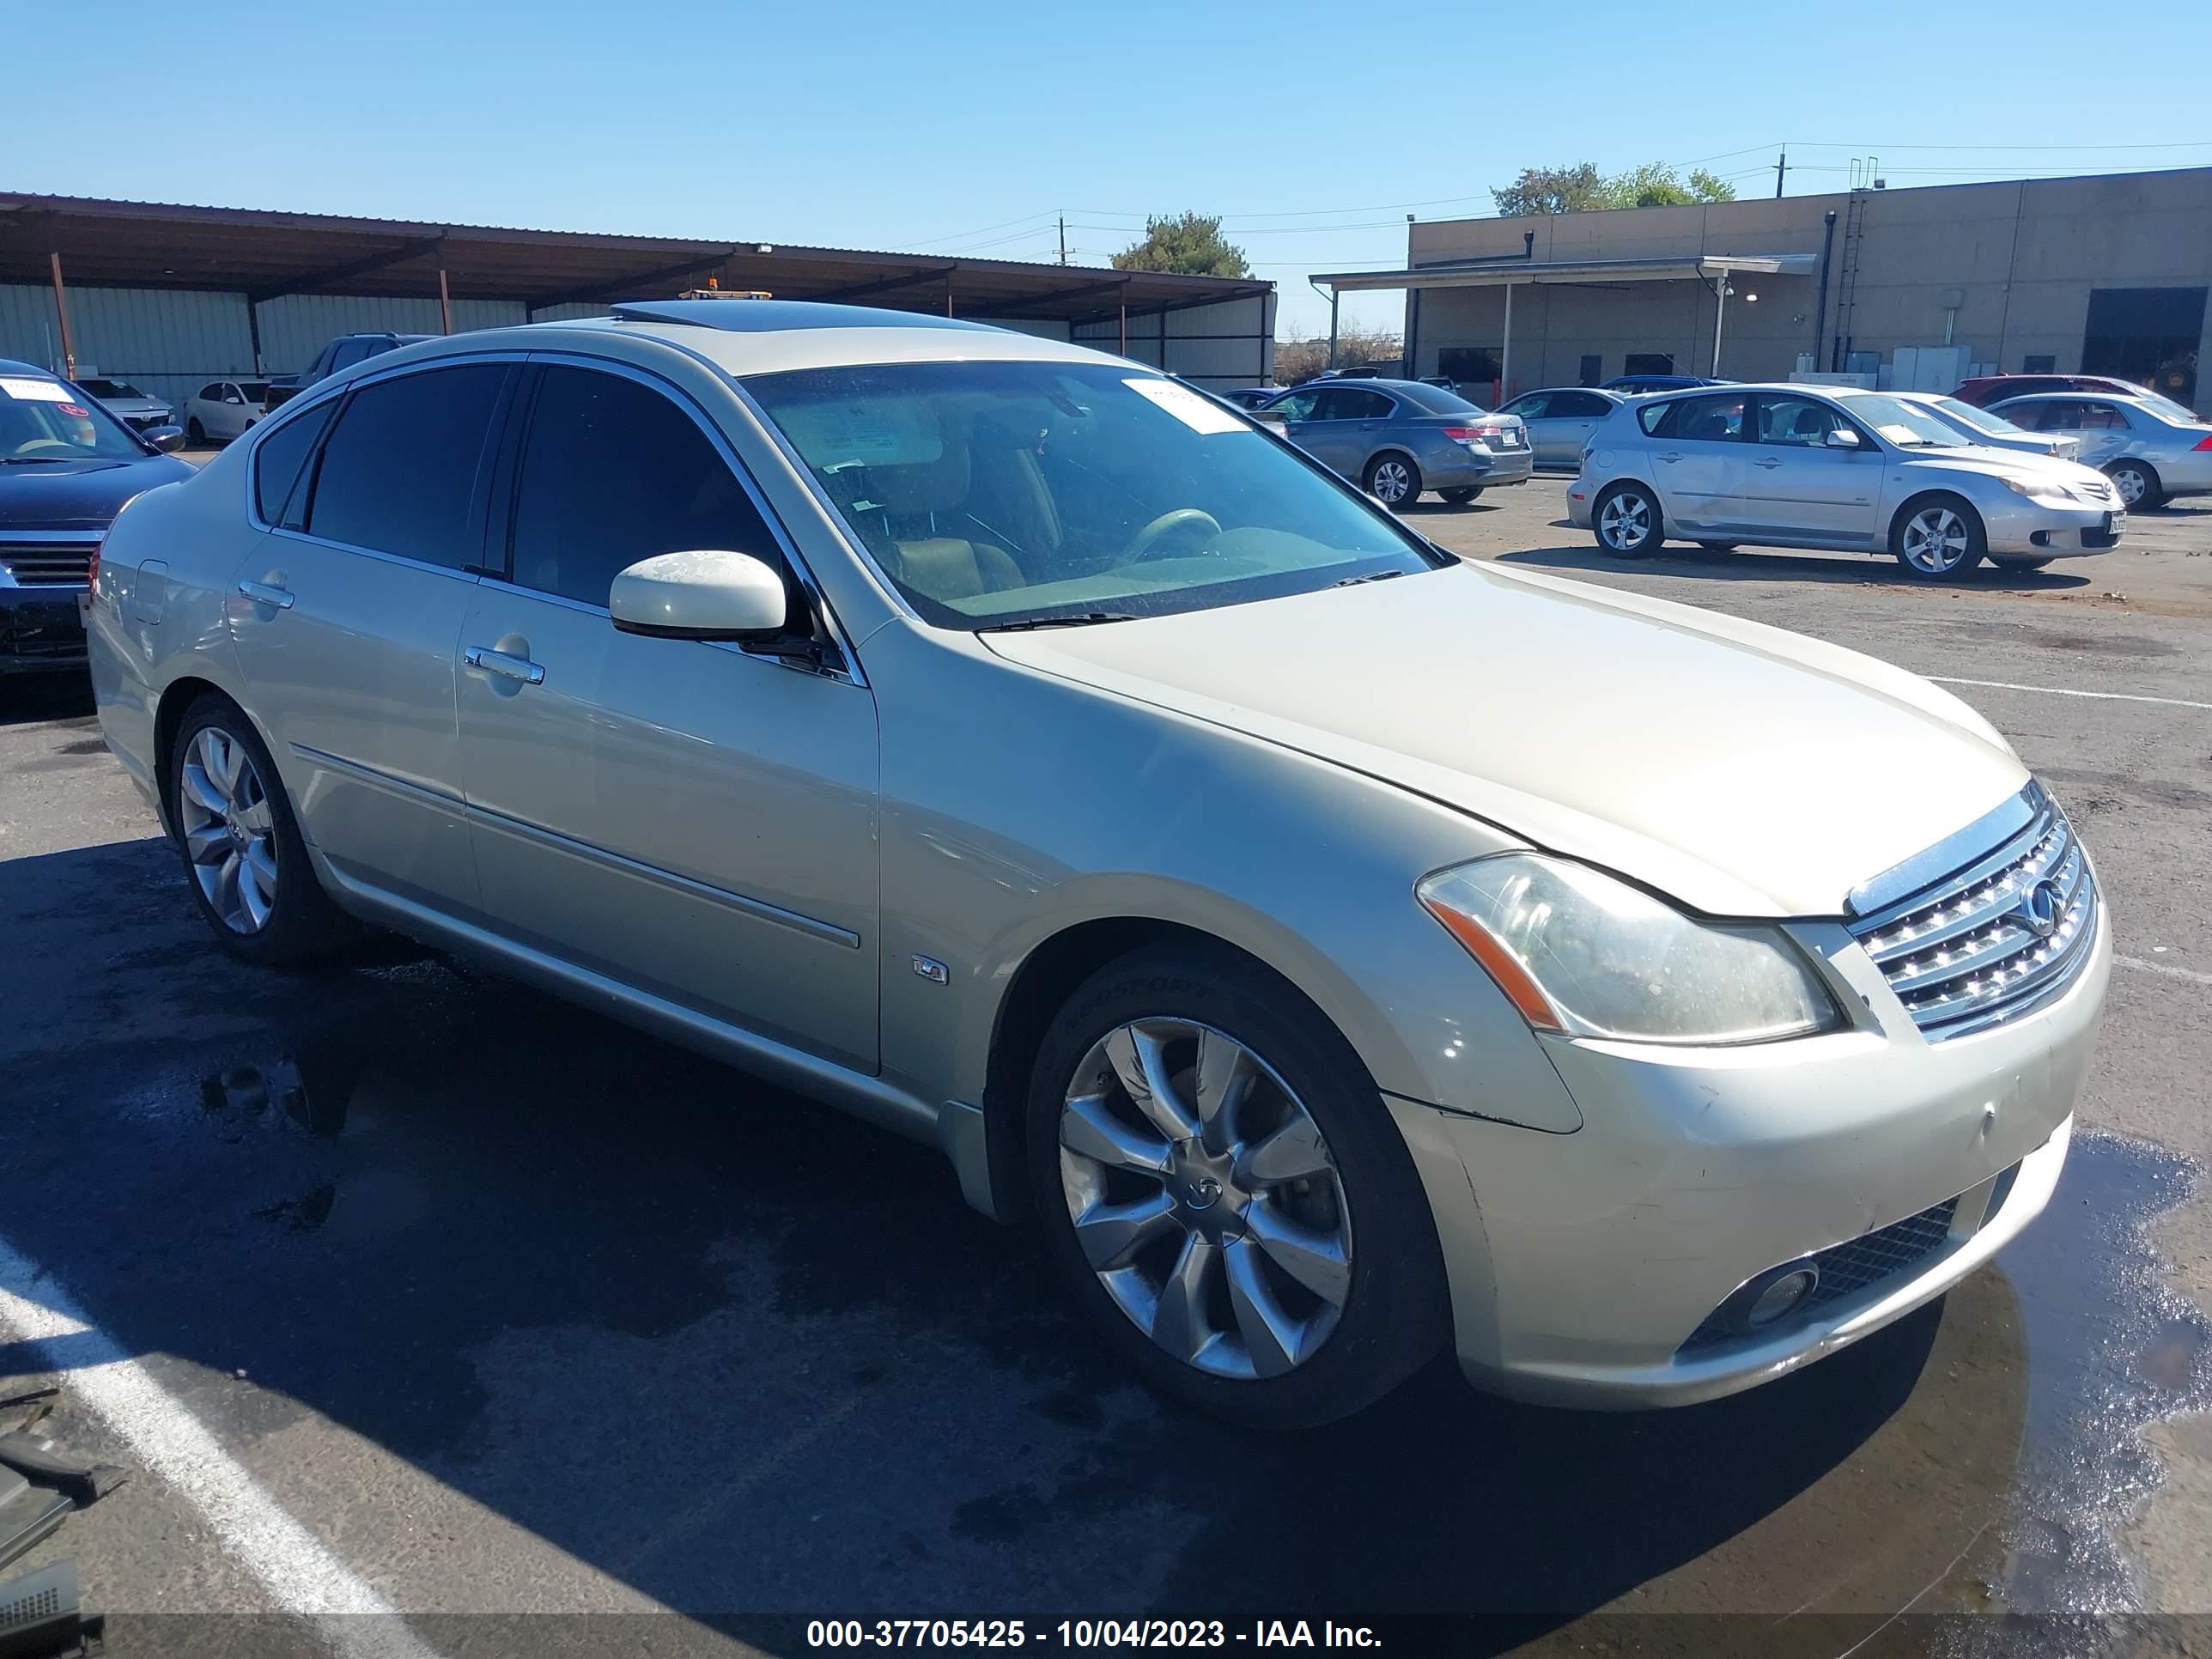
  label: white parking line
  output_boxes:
[2117,953,2212,988]
[0,1235,440,1659]
[1927,676,2212,712]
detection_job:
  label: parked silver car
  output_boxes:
[1493,386,1626,469]
[1895,392,2080,463]
[1986,391,2212,509]
[1260,378,1531,506]
[75,377,173,433]
[183,380,274,446]
[88,306,2104,1426]
[1571,384,2125,578]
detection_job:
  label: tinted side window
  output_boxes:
[306,364,507,568]
[1270,390,1321,421]
[1504,392,1552,420]
[252,400,337,528]
[198,384,223,401]
[1674,395,1747,441]
[1753,394,1842,446]
[1559,392,1611,418]
[1636,400,1677,436]
[507,367,785,609]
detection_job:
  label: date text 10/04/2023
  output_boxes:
[805,1620,1384,1649]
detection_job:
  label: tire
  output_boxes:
[1438,487,1481,506]
[2105,459,2163,511]
[1696,541,1740,552]
[169,694,356,967]
[1025,943,1445,1429]
[185,418,205,446]
[1364,453,1421,507]
[1593,482,1662,556]
[1890,493,1987,580]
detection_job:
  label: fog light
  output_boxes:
[1745,1266,1820,1328]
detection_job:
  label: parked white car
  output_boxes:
[1894,392,2081,463]
[183,380,273,446]
[87,305,2106,1425]
[75,377,173,433]
[1571,384,2124,577]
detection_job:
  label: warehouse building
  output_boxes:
[1316,165,2212,410]
[0,194,1274,410]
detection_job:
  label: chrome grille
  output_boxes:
[1848,791,2099,1042]
[0,544,94,586]
[2077,477,2113,504]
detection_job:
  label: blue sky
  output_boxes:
[15,0,2212,337]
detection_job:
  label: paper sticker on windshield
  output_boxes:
[1125,378,1247,435]
[1874,423,1923,444]
[0,377,73,403]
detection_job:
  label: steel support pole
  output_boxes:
[1500,282,1514,404]
[437,263,454,336]
[1119,302,1127,356]
[1327,289,1339,370]
[1711,273,1729,376]
[47,252,78,379]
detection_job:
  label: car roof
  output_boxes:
[0,358,56,378]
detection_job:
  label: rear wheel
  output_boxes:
[1594,483,1662,556]
[1438,487,1480,506]
[1891,494,1986,580]
[1364,453,1421,507]
[2105,459,2162,511]
[169,694,356,967]
[1026,944,1444,1428]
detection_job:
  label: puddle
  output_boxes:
[5,956,2206,1651]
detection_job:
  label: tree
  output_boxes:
[1111,211,1251,278]
[1492,162,1738,216]
[1273,323,1404,386]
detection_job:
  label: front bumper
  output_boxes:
[1984,495,2122,557]
[0,587,89,673]
[1389,902,2109,1408]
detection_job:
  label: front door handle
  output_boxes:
[464,646,545,686]
[1753,456,1784,469]
[236,579,294,609]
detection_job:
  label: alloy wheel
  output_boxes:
[1599,489,1651,551]
[1900,505,1970,574]
[178,726,280,934]
[1369,459,1413,505]
[1057,1018,1352,1380]
[2110,465,2148,507]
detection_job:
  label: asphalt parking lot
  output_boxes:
[3,474,2209,1656]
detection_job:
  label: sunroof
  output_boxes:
[609,299,996,334]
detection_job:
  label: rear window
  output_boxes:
[304,365,507,568]
[1393,382,1483,415]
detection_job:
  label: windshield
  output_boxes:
[78,379,146,399]
[0,374,152,462]
[744,360,1441,629]
[1840,393,1966,448]
[1930,397,2021,434]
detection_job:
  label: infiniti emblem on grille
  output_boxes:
[2019,878,2063,939]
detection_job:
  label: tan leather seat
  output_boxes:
[870,451,1024,602]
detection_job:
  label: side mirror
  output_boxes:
[609,550,788,641]
[143,425,185,453]
[1825,427,1863,449]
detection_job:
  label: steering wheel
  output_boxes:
[1125,508,1223,561]
[14,439,76,457]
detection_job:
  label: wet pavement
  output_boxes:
[3,489,2210,1655]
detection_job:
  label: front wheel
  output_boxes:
[1438,486,1481,506]
[1594,483,1662,556]
[1891,495,1986,580]
[2105,459,2163,511]
[1364,453,1421,507]
[185,418,206,446]
[1026,945,1444,1428]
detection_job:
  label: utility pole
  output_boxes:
[1774,149,1789,199]
[1058,216,1067,265]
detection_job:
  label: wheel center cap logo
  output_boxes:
[2019,878,2063,939]
[1185,1176,1222,1211]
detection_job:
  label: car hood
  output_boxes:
[0,455,196,529]
[99,398,169,415]
[1896,447,2110,493]
[982,561,2027,918]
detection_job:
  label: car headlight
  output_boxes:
[2001,475,2079,505]
[1417,854,1841,1045]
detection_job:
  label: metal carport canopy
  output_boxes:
[1309,252,1819,383]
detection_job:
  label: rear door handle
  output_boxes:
[464,646,545,686]
[1655,451,1682,464]
[1753,456,1784,469]
[236,579,294,609]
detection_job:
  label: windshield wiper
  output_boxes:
[976,611,1139,633]
[2,456,75,465]
[1334,568,1407,587]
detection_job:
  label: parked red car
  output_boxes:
[1951,374,2156,408]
